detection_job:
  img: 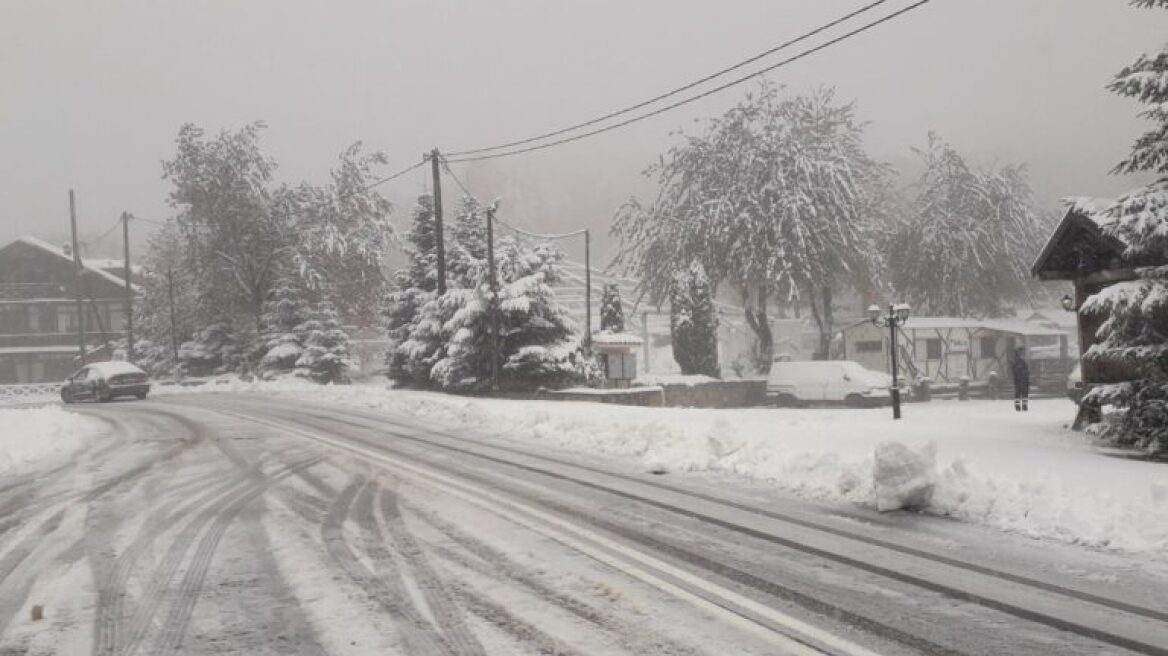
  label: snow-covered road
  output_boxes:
[1,394,1166,655]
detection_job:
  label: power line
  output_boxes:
[440,159,588,241]
[447,0,892,158]
[80,216,124,250]
[363,158,428,191]
[447,0,932,164]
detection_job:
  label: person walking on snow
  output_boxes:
[1011,346,1030,411]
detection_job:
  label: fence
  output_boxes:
[0,382,60,406]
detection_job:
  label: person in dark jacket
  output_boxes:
[1011,347,1030,411]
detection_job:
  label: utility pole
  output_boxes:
[122,212,134,362]
[584,229,592,351]
[430,148,447,295]
[167,268,179,361]
[486,203,500,391]
[69,190,87,365]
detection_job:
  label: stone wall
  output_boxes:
[658,380,767,408]
[540,387,664,407]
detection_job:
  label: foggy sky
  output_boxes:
[2,1,1165,264]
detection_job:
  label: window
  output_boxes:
[38,306,58,333]
[855,340,883,354]
[925,338,942,359]
[0,306,29,334]
[980,336,997,358]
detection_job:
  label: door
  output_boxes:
[70,368,94,400]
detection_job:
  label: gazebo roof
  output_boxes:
[1030,200,1127,282]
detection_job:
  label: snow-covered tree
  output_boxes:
[670,261,719,377]
[887,134,1055,318]
[156,123,393,379]
[385,196,440,384]
[386,196,596,392]
[430,235,596,392]
[178,323,243,377]
[599,283,625,333]
[613,84,885,367]
[1082,0,1168,455]
[295,301,352,384]
[256,279,314,376]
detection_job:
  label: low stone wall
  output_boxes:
[658,380,767,408]
[540,387,664,407]
[540,380,767,408]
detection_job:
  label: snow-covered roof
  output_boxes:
[87,360,145,376]
[0,345,81,355]
[12,236,140,293]
[851,316,1068,337]
[590,331,644,346]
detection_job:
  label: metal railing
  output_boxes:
[0,382,59,405]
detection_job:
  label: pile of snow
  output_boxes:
[199,381,1168,556]
[872,441,936,512]
[0,405,106,474]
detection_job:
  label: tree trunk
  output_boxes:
[818,286,834,360]
[743,284,773,373]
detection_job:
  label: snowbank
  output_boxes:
[0,405,106,474]
[188,381,1168,556]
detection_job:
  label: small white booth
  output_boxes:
[591,331,644,388]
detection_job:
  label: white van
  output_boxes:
[767,360,892,408]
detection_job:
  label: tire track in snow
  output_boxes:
[365,486,485,656]
[147,457,324,656]
[321,478,451,656]
[410,502,706,656]
[90,471,250,656]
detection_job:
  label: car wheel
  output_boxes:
[135,391,147,400]
[845,394,866,409]
[61,389,73,404]
[774,393,799,408]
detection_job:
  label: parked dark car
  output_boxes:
[61,361,150,403]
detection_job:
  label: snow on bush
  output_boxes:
[0,405,106,474]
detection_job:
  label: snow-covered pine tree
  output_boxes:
[599,282,625,333]
[256,278,314,378]
[431,235,596,392]
[1082,0,1168,455]
[670,261,719,377]
[178,323,242,377]
[385,196,441,385]
[295,301,352,384]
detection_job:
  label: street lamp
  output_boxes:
[1060,293,1076,312]
[868,303,911,420]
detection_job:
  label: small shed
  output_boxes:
[591,331,644,388]
[841,317,1072,389]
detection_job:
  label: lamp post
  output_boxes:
[868,303,911,420]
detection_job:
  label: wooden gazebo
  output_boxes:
[1031,199,1139,426]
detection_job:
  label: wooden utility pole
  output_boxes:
[167,268,179,361]
[69,190,87,365]
[430,148,447,294]
[584,229,592,351]
[486,203,500,391]
[122,212,134,362]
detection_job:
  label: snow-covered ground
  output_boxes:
[159,380,1168,557]
[0,404,106,474]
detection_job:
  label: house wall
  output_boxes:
[0,240,132,383]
